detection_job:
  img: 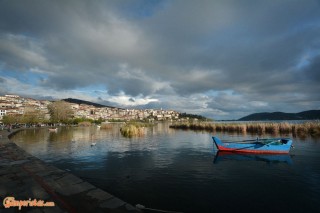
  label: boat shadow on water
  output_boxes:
[213,151,293,165]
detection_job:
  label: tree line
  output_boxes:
[179,113,212,121]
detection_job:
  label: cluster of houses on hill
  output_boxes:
[0,95,51,121]
[0,94,181,123]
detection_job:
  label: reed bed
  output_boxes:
[120,122,148,137]
[78,121,92,126]
[100,123,113,129]
[170,121,320,137]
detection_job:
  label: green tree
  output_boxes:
[21,107,45,124]
[2,114,21,125]
[48,101,74,123]
[94,117,105,124]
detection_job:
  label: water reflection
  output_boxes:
[11,124,320,213]
[12,123,179,161]
[213,151,293,165]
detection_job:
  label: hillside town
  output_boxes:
[0,94,181,124]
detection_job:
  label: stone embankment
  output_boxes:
[0,129,140,213]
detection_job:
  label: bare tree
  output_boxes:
[22,107,46,124]
[48,101,74,123]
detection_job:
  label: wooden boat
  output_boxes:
[212,136,292,154]
[213,151,292,164]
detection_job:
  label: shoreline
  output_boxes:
[0,128,140,212]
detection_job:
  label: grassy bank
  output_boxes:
[169,121,320,137]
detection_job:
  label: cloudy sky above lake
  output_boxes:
[1,0,320,119]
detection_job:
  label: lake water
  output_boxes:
[12,123,320,213]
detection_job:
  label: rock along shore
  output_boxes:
[0,129,141,213]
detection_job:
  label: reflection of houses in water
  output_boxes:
[71,127,94,142]
[147,122,176,136]
[15,124,179,158]
[13,123,196,167]
[71,124,122,143]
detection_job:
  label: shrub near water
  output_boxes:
[120,122,146,137]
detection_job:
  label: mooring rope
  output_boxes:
[136,204,184,213]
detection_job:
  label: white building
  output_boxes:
[0,109,6,120]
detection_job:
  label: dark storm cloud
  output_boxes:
[303,54,320,82]
[0,0,320,119]
[0,76,7,95]
[0,77,6,83]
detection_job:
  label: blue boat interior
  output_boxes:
[280,139,290,144]
[212,136,291,145]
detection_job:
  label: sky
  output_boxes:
[0,0,320,120]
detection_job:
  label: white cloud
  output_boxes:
[109,92,158,106]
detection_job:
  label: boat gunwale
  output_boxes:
[212,136,292,154]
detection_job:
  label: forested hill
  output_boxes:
[63,98,118,108]
[238,110,320,121]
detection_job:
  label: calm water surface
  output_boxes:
[12,123,320,213]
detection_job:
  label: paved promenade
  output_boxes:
[0,129,141,213]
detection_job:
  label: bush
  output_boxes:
[120,124,145,137]
[78,121,92,126]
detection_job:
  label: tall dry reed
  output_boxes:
[120,124,145,137]
[78,121,92,126]
[170,121,320,137]
[100,123,113,129]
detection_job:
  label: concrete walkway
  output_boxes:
[0,129,141,213]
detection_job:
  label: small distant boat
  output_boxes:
[97,125,101,128]
[91,142,96,146]
[212,136,293,154]
[48,128,58,132]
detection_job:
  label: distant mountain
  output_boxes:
[63,98,118,109]
[238,110,320,121]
